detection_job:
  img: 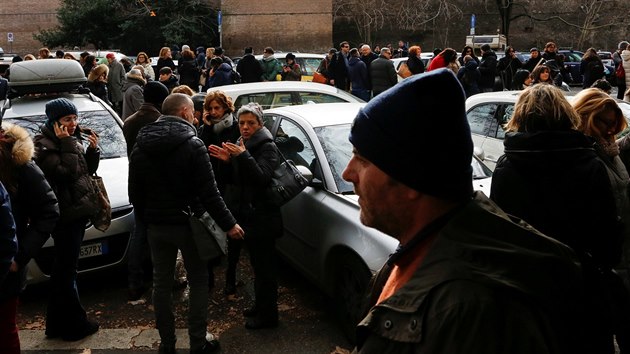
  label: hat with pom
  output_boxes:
[142,81,169,109]
[348,68,473,201]
[45,98,78,129]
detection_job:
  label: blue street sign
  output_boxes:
[218,11,222,26]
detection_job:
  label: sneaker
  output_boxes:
[191,336,220,354]
[128,285,148,301]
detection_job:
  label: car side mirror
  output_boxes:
[296,165,313,184]
[473,146,485,161]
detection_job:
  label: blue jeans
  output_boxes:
[127,217,148,290]
[147,223,207,351]
[46,218,89,332]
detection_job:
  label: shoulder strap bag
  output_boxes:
[264,149,308,207]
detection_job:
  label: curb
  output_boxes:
[20,328,190,351]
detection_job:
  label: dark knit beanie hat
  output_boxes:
[45,98,78,129]
[348,68,473,201]
[143,81,169,109]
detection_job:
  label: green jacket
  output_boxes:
[260,56,282,81]
[354,192,586,354]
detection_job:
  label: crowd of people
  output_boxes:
[2,39,630,354]
[311,39,630,102]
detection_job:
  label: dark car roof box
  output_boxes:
[8,59,87,96]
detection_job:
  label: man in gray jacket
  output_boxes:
[106,53,126,116]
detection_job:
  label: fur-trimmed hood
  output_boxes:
[1,122,34,166]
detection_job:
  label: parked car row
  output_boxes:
[466,90,630,170]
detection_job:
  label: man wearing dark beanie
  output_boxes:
[122,80,169,301]
[343,68,587,353]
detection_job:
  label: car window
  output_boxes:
[302,58,322,76]
[5,110,127,159]
[467,103,502,137]
[275,119,314,170]
[298,92,348,105]
[496,104,514,140]
[314,124,354,193]
[234,93,275,110]
[271,92,297,108]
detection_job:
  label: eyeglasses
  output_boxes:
[342,45,349,48]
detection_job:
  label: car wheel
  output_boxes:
[331,252,372,344]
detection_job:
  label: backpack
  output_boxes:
[616,63,625,80]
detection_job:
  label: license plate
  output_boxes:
[79,242,107,259]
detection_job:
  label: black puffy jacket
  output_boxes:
[128,116,237,231]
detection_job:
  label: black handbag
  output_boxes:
[187,209,227,261]
[89,173,111,232]
[264,151,308,207]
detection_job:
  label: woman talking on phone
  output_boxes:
[33,98,101,341]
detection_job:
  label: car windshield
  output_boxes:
[314,123,491,194]
[314,123,354,194]
[5,110,127,159]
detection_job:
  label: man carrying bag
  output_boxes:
[128,93,244,354]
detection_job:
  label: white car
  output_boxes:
[466,90,630,170]
[2,59,134,285]
[263,102,492,339]
[207,81,365,111]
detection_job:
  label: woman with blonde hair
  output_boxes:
[573,87,630,353]
[85,64,111,106]
[492,83,623,354]
[156,47,175,73]
[38,48,52,59]
[63,53,77,61]
[134,52,155,80]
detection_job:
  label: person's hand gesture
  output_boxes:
[53,122,70,139]
[208,144,230,162]
[222,139,246,157]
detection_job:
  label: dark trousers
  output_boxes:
[618,82,627,100]
[127,217,149,290]
[148,223,208,351]
[245,227,278,319]
[46,218,89,332]
[225,237,243,290]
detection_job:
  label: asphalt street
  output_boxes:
[17,253,353,353]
